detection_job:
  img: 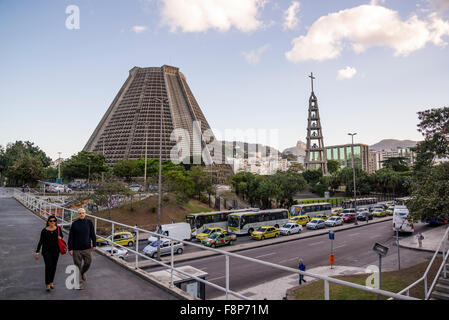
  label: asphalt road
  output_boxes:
[143,220,433,299]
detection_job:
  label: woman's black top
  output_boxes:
[36,227,62,253]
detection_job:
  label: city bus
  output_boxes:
[186,208,257,237]
[289,203,332,219]
[341,197,377,209]
[393,205,414,233]
[394,197,411,206]
[228,209,290,235]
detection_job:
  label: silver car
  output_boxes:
[100,246,129,260]
[279,223,302,235]
[143,238,184,258]
[306,219,326,230]
[325,216,343,227]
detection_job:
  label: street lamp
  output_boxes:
[57,152,62,183]
[348,133,358,225]
[144,123,149,190]
[154,97,169,261]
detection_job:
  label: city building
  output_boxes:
[83,65,218,166]
[325,144,370,172]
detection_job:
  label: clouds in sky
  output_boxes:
[132,25,148,33]
[242,44,270,64]
[160,0,266,33]
[285,3,449,62]
[337,67,357,80]
[283,1,301,31]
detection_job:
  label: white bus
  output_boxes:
[289,203,332,219]
[393,205,414,233]
[341,197,377,209]
[186,208,257,237]
[228,209,290,235]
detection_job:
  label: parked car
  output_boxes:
[370,204,386,212]
[357,211,374,221]
[288,215,309,226]
[341,213,356,223]
[250,226,280,240]
[332,208,342,216]
[99,246,129,260]
[96,231,135,247]
[373,209,387,217]
[341,208,356,215]
[195,227,226,242]
[142,238,184,258]
[201,231,236,248]
[385,206,395,216]
[315,213,329,221]
[279,223,302,235]
[325,216,344,227]
[306,219,326,230]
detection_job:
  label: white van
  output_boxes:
[147,222,192,243]
[393,205,414,233]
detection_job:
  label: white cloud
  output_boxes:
[285,3,449,62]
[242,44,270,64]
[132,25,148,33]
[283,1,301,31]
[160,0,266,33]
[337,66,357,80]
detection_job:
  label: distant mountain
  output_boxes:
[369,139,419,151]
[283,140,307,156]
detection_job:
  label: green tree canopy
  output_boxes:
[61,151,107,181]
[326,160,340,174]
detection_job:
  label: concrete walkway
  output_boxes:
[0,196,179,300]
[399,223,449,253]
[212,265,371,300]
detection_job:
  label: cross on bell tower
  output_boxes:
[304,72,327,174]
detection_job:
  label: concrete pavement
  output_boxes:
[0,194,181,300]
[399,223,449,253]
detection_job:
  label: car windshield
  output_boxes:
[257,227,267,232]
[228,215,239,228]
[397,212,408,217]
[209,233,219,240]
[283,224,292,228]
[203,228,211,234]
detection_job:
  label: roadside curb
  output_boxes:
[398,243,445,254]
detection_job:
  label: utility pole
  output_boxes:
[348,133,358,225]
[57,152,62,182]
[144,124,148,190]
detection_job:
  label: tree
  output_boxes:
[113,159,141,181]
[288,162,305,173]
[381,157,409,172]
[413,107,449,171]
[327,160,340,174]
[302,170,323,185]
[61,151,107,181]
[1,141,51,186]
[408,162,449,222]
[90,181,132,220]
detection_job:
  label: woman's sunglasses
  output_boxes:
[49,220,57,223]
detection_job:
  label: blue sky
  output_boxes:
[1,0,449,160]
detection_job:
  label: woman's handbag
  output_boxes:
[57,226,67,254]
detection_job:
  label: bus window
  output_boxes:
[196,216,204,229]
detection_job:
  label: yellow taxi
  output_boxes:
[250,226,280,240]
[385,206,395,216]
[288,215,310,226]
[195,227,226,242]
[315,213,329,221]
[332,209,342,216]
[373,209,387,217]
[96,231,135,247]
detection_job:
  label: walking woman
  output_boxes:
[35,216,63,291]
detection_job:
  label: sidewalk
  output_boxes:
[399,224,449,253]
[212,265,371,300]
[0,197,180,300]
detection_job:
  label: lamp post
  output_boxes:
[348,133,358,225]
[154,97,169,261]
[144,123,149,190]
[57,152,62,183]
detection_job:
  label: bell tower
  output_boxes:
[304,72,327,174]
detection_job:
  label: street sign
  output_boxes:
[329,230,335,240]
[330,254,335,265]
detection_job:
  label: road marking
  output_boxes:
[255,252,276,259]
[348,233,360,237]
[309,241,324,246]
[334,244,347,249]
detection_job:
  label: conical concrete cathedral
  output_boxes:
[84,65,216,165]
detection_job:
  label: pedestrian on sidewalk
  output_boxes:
[298,258,306,285]
[35,215,64,292]
[417,232,424,248]
[68,208,97,289]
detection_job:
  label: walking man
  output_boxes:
[68,208,96,289]
[298,258,306,285]
[417,232,424,248]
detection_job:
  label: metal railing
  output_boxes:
[389,225,449,300]
[14,190,418,300]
